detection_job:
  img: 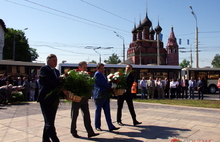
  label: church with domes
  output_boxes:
[126,10,179,66]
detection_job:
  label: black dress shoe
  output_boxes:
[88,133,99,138]
[117,122,124,126]
[109,127,120,131]
[72,133,80,138]
[96,128,102,131]
[133,121,142,126]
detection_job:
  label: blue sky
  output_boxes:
[1,0,220,67]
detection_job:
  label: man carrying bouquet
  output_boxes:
[37,54,61,142]
[70,61,99,138]
[117,64,142,126]
[93,63,120,132]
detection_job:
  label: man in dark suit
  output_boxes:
[181,76,189,99]
[117,64,142,126]
[197,77,204,100]
[70,61,99,138]
[164,78,170,98]
[93,63,119,132]
[37,54,61,142]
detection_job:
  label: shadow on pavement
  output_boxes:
[82,137,144,142]
[116,125,190,140]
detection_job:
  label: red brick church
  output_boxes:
[126,11,179,65]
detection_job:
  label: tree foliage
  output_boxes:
[3,28,39,62]
[104,53,121,64]
[211,54,220,68]
[88,60,97,64]
[179,59,190,68]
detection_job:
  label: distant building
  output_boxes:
[166,27,179,65]
[0,19,7,60]
[126,10,179,65]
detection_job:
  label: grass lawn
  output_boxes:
[134,99,220,109]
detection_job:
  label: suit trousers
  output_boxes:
[94,98,115,130]
[70,98,94,135]
[164,88,170,98]
[198,88,204,100]
[117,93,137,123]
[40,102,59,142]
[182,87,188,99]
[141,87,146,99]
[189,87,195,99]
[148,87,154,99]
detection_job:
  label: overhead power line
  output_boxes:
[200,31,220,33]
[22,0,129,33]
[11,0,121,33]
[177,31,220,37]
[31,44,94,55]
[80,0,133,23]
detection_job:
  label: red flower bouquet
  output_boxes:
[60,69,95,101]
[107,69,127,89]
[107,69,127,96]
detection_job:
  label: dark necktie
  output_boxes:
[52,69,58,78]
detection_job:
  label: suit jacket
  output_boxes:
[181,79,189,88]
[147,79,155,90]
[125,73,134,94]
[197,80,204,88]
[94,71,111,92]
[93,71,111,99]
[188,80,196,88]
[37,65,61,104]
[22,80,30,93]
[164,80,170,90]
[176,80,181,91]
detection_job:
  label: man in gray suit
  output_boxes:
[147,77,155,99]
[70,61,99,138]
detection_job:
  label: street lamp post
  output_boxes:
[85,46,113,63]
[189,6,199,68]
[94,48,101,63]
[13,28,28,60]
[114,31,125,63]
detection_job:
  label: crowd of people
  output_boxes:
[37,54,142,142]
[139,76,207,100]
[0,73,40,104]
[2,53,220,142]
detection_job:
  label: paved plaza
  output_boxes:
[0,97,220,142]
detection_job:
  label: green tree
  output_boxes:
[179,59,190,68]
[88,60,97,64]
[104,53,121,64]
[3,28,38,61]
[211,54,220,68]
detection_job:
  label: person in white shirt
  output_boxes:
[188,77,196,99]
[140,77,147,99]
[170,78,177,99]
[157,78,164,99]
[29,78,36,101]
[154,78,159,99]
